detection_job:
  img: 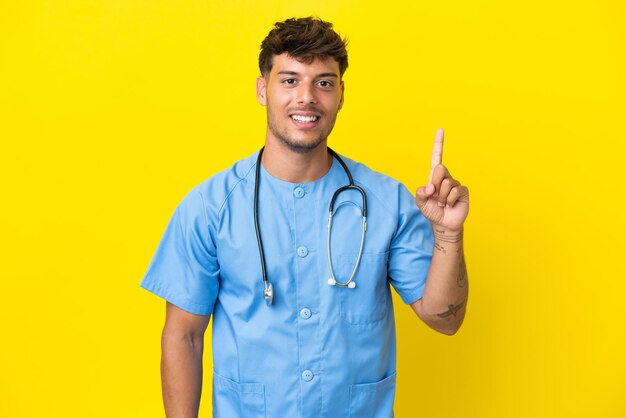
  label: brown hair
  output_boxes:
[259,17,348,77]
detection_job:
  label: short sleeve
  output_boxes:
[387,185,434,304]
[140,189,219,315]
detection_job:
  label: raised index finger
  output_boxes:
[428,128,444,184]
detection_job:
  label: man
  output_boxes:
[141,16,469,418]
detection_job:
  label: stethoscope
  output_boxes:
[254,147,368,306]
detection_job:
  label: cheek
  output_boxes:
[327,92,343,108]
[267,87,294,104]
[326,98,343,114]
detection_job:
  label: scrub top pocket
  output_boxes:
[213,372,266,418]
[339,251,391,325]
[349,372,396,418]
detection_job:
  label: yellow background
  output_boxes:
[1,1,625,417]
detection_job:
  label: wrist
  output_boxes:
[433,225,464,242]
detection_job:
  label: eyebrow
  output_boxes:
[276,71,339,78]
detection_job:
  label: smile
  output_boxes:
[290,115,319,123]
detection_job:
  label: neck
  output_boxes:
[261,139,333,183]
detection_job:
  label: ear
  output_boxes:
[338,80,345,111]
[256,76,267,106]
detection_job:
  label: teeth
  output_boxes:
[291,115,318,123]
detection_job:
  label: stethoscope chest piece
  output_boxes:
[264,281,274,306]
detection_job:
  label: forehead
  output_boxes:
[269,53,340,77]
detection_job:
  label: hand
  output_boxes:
[415,128,469,232]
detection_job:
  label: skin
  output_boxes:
[412,128,470,335]
[160,54,470,418]
[161,302,209,418]
[255,53,344,183]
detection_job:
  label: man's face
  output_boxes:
[256,53,344,154]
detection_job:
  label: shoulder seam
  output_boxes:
[196,189,211,237]
[355,178,399,219]
[351,162,404,219]
[217,158,257,216]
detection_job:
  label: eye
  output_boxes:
[282,78,296,85]
[317,80,334,88]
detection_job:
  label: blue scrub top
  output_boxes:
[141,151,434,418]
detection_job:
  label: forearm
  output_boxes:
[413,225,468,335]
[161,329,205,418]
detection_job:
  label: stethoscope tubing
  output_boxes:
[254,148,273,304]
[254,147,367,305]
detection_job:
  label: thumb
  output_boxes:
[415,184,435,208]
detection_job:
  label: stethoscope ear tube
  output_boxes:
[325,158,368,289]
[328,185,368,218]
[326,209,367,289]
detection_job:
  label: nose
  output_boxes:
[296,83,317,105]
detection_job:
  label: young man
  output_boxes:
[141,17,469,418]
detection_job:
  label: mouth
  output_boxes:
[290,114,319,123]
[289,110,321,130]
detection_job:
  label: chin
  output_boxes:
[276,132,328,154]
[282,139,325,154]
